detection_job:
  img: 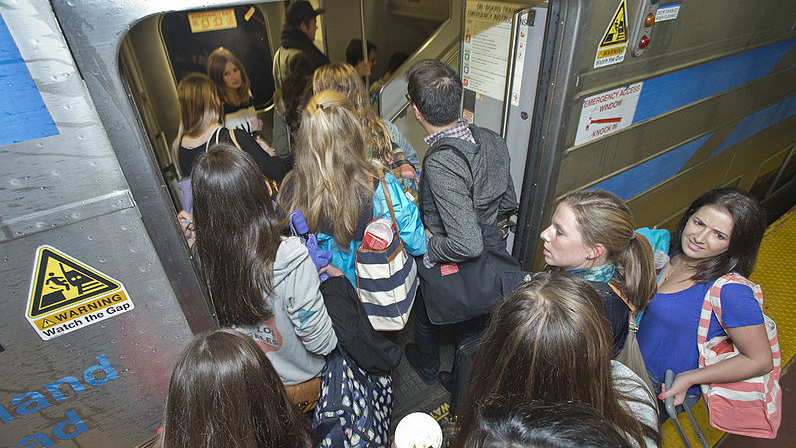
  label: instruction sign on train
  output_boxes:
[594,0,628,68]
[25,246,134,341]
[462,1,526,101]
[575,82,643,146]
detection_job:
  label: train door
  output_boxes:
[454,0,549,253]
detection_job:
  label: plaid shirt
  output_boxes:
[424,118,475,146]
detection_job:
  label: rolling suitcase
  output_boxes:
[450,332,482,415]
[665,370,709,448]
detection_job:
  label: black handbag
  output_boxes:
[417,145,520,325]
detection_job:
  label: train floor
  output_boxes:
[389,207,796,447]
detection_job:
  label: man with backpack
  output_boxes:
[403,60,517,392]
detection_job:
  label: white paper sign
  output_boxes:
[575,82,643,146]
[656,3,681,22]
[463,1,525,100]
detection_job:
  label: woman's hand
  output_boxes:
[661,323,773,407]
[250,117,263,132]
[255,137,276,157]
[319,263,344,277]
[177,210,195,248]
[425,228,434,239]
[660,370,697,406]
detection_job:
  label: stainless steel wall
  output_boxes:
[1,1,214,445]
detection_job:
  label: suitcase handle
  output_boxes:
[665,370,709,448]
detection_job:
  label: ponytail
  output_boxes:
[613,233,656,311]
[563,190,657,311]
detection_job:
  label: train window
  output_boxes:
[161,5,275,109]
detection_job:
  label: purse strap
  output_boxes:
[606,282,639,333]
[228,127,242,150]
[697,273,763,356]
[204,126,222,153]
[607,282,636,313]
[377,169,399,231]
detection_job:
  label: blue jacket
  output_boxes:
[318,172,426,290]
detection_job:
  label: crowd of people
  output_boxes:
[148,2,775,447]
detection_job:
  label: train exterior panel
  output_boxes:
[513,0,796,267]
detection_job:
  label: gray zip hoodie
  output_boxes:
[234,237,338,385]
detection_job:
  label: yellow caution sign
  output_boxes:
[25,246,134,341]
[594,0,629,68]
[600,0,628,48]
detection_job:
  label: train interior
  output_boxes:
[2,0,796,446]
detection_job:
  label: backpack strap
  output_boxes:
[419,143,474,218]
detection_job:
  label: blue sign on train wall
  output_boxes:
[0,13,58,146]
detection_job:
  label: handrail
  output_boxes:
[501,8,532,138]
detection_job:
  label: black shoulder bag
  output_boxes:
[417,145,520,325]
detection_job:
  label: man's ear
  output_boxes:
[299,21,309,35]
[411,103,422,121]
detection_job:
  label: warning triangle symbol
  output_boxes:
[600,0,628,48]
[27,246,120,318]
[41,318,55,328]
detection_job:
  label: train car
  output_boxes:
[1,0,794,446]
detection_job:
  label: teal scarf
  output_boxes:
[569,263,615,283]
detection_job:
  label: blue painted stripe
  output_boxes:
[360,276,417,318]
[0,14,58,146]
[633,38,796,124]
[712,94,796,156]
[590,134,712,200]
[357,258,415,292]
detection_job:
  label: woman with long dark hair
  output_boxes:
[186,144,336,385]
[638,188,773,410]
[206,47,261,135]
[157,329,312,448]
[454,272,659,448]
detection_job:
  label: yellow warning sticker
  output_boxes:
[25,246,134,341]
[594,0,629,68]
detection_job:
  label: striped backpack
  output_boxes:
[697,273,781,438]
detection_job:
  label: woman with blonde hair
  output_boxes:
[454,272,659,448]
[155,329,312,448]
[206,47,262,135]
[278,89,426,291]
[171,73,285,188]
[539,190,657,356]
[312,62,419,180]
